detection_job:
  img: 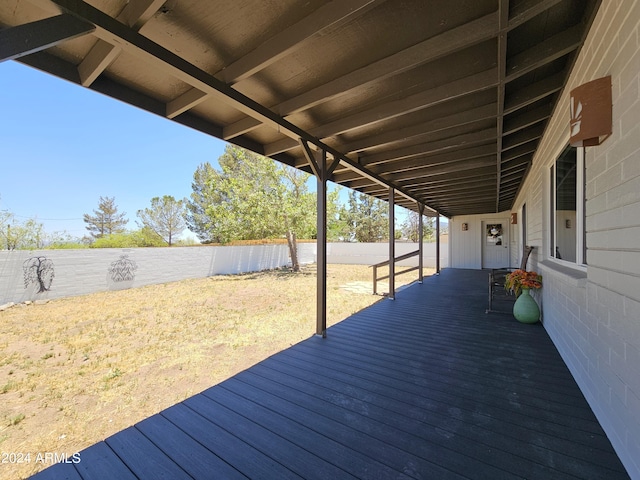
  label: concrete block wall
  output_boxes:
[0,245,293,305]
[508,2,640,477]
[0,241,444,306]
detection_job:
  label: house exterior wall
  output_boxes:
[449,214,517,269]
[499,2,640,477]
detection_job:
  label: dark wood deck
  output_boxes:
[32,269,630,479]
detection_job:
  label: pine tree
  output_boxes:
[83,196,128,239]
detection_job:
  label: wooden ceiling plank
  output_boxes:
[503,71,565,114]
[78,0,165,86]
[277,11,499,116]
[387,156,497,182]
[507,0,564,31]
[502,103,552,135]
[0,14,94,62]
[339,103,497,155]
[501,123,545,151]
[412,179,499,195]
[126,0,168,30]
[505,24,583,82]
[362,128,496,166]
[166,88,208,119]
[495,0,509,212]
[501,140,537,162]
[42,0,435,212]
[367,144,497,175]
[223,116,264,140]
[221,0,382,84]
[264,68,499,156]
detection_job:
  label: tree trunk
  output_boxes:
[286,230,300,272]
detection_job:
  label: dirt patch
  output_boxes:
[0,264,431,479]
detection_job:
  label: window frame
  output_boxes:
[549,145,586,267]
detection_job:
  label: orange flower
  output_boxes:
[505,270,542,296]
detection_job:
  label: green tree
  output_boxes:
[0,208,45,250]
[187,145,336,270]
[402,211,435,242]
[137,195,187,246]
[343,191,389,242]
[185,162,221,243]
[90,228,165,248]
[83,196,128,239]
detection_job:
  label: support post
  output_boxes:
[436,213,441,275]
[389,187,395,300]
[418,203,424,283]
[316,154,328,337]
[300,140,339,338]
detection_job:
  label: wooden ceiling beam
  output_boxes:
[367,144,497,176]
[222,0,382,84]
[506,25,583,82]
[224,12,499,140]
[361,128,496,166]
[265,68,499,156]
[495,0,509,212]
[504,71,565,114]
[78,0,165,87]
[386,156,497,182]
[502,123,545,151]
[338,103,497,155]
[0,15,94,62]
[507,0,564,31]
[172,0,381,120]
[501,140,537,162]
[503,103,552,135]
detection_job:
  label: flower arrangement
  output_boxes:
[505,269,542,296]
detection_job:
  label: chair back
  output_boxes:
[520,246,534,270]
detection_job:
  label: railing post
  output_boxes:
[372,265,377,295]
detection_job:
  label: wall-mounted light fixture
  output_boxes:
[510,213,517,225]
[461,222,468,231]
[570,76,612,147]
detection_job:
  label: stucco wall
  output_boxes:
[503,2,640,477]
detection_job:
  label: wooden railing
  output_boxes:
[371,250,420,295]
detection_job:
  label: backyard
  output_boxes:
[0,264,425,479]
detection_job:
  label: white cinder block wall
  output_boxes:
[0,242,446,305]
[508,2,640,477]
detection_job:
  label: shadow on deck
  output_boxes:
[32,269,629,479]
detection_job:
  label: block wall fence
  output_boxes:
[0,242,447,305]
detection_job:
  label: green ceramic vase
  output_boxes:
[513,288,540,324]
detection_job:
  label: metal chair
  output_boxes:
[486,245,534,313]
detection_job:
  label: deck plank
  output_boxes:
[135,413,249,479]
[104,426,193,479]
[29,268,630,479]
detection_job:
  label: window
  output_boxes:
[550,145,585,265]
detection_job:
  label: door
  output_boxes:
[482,220,509,268]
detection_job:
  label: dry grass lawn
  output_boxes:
[0,264,429,479]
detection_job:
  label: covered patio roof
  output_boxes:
[0,0,601,217]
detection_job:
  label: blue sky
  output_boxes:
[0,61,228,239]
[1,61,424,242]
